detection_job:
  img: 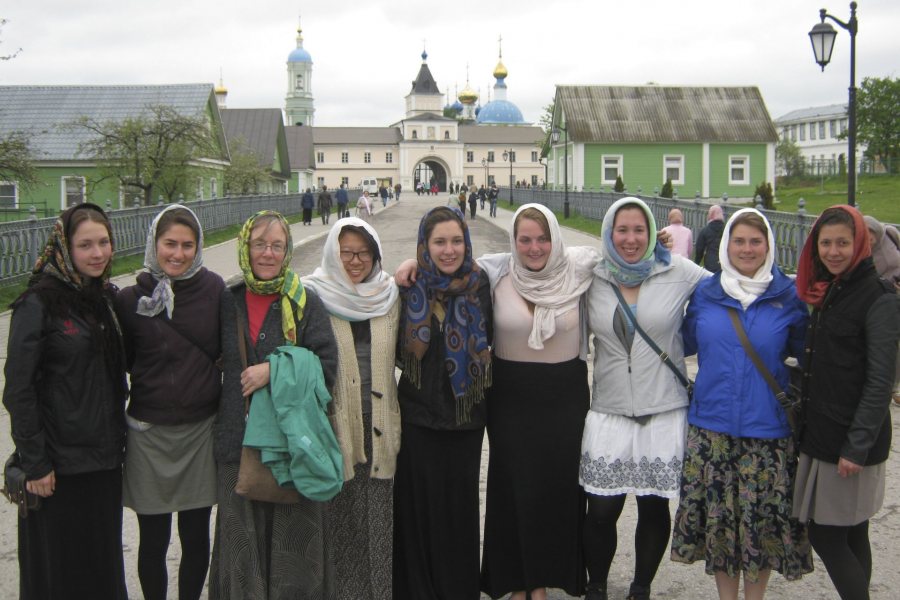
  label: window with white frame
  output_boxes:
[791,125,797,141]
[810,123,817,140]
[509,151,516,162]
[488,175,495,185]
[829,120,837,138]
[729,156,749,185]
[663,155,684,185]
[601,155,623,185]
[341,177,349,186]
[63,177,85,208]
[364,152,371,164]
[210,178,218,198]
[341,152,349,164]
[0,181,17,208]
[487,151,495,163]
[819,122,826,139]
[531,151,538,162]
[531,175,538,186]
[444,131,450,140]
[386,152,393,164]
[316,152,324,163]
[411,130,418,139]
[467,151,474,163]
[467,175,474,185]
[317,177,325,188]
[799,124,806,141]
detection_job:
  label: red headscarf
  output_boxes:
[796,205,871,308]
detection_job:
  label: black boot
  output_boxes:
[584,582,607,600]
[625,582,651,600]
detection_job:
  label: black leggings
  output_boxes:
[808,520,872,600]
[136,507,212,600]
[583,493,671,589]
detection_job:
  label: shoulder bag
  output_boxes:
[726,307,801,439]
[1,453,41,518]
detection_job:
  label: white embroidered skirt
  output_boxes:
[579,407,687,499]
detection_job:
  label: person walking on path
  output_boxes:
[303,217,401,600]
[694,205,725,272]
[479,185,487,211]
[468,189,478,220]
[792,205,899,600]
[394,183,402,202]
[379,185,389,208]
[489,184,499,218]
[357,191,373,220]
[336,184,349,219]
[661,208,693,259]
[114,205,224,600]
[671,208,813,599]
[318,186,334,225]
[301,188,315,226]
[4,203,128,599]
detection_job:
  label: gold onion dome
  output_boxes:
[458,84,478,105]
[493,60,508,79]
[215,83,228,94]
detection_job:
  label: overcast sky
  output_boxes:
[1,0,896,127]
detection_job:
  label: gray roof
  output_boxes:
[396,113,455,123]
[221,108,290,178]
[459,125,546,145]
[409,63,441,95]
[774,103,847,124]
[554,85,778,143]
[285,126,315,170]
[0,84,227,161]
[312,127,403,145]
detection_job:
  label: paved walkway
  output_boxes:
[1,198,897,599]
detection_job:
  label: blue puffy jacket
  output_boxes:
[682,268,808,439]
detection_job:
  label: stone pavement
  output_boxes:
[0,196,897,598]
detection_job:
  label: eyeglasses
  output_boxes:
[249,241,287,255]
[339,250,373,263]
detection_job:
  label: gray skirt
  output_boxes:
[123,415,217,514]
[792,452,886,526]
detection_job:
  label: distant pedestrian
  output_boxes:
[458,192,467,215]
[489,184,499,217]
[379,185,389,208]
[661,208,693,259]
[357,191,373,220]
[394,183,402,202]
[468,190,478,220]
[336,184,349,218]
[318,186,333,225]
[430,183,438,196]
[694,205,725,272]
[302,188,315,226]
[478,185,486,211]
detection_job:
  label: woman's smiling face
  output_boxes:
[612,207,650,264]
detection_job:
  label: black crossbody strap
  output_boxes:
[725,307,793,409]
[608,281,692,390]
[158,315,219,366]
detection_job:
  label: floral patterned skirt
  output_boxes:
[670,425,813,582]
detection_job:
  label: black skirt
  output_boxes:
[18,467,127,599]
[392,423,484,600]
[480,357,589,598]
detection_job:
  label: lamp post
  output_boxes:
[809,1,858,207]
[551,126,569,218]
[502,149,514,206]
[482,157,488,188]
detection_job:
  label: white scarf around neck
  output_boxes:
[718,207,775,309]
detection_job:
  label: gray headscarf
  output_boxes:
[136,204,204,318]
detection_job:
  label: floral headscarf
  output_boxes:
[238,210,306,344]
[600,197,671,287]
[796,205,871,308]
[137,204,204,318]
[32,202,114,289]
[400,207,490,423]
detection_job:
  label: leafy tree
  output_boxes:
[853,76,900,173]
[224,143,269,196]
[754,181,774,209]
[73,104,219,205]
[0,130,39,188]
[660,178,673,198]
[776,137,805,177]
[613,175,625,193]
[539,101,554,134]
[1,18,22,62]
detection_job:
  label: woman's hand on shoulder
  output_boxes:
[657,229,673,249]
[394,259,418,287]
[241,363,270,398]
[837,457,864,478]
[26,470,55,498]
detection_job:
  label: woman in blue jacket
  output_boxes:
[671,208,813,599]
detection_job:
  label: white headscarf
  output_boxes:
[302,217,398,321]
[718,207,775,310]
[507,203,597,349]
[136,204,204,318]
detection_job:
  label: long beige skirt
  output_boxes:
[792,452,886,526]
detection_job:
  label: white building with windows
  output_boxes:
[774,103,865,175]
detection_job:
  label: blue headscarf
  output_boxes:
[400,207,491,424]
[601,197,671,287]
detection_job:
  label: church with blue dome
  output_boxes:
[285,18,315,127]
[475,45,527,125]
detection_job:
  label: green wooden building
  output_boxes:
[549,85,778,199]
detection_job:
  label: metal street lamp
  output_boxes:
[551,126,569,218]
[502,149,514,206]
[482,157,488,188]
[809,1,858,206]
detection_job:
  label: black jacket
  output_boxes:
[397,272,493,431]
[214,283,338,463]
[3,293,127,479]
[694,220,725,272]
[799,259,899,466]
[115,268,225,425]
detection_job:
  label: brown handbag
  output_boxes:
[233,313,301,504]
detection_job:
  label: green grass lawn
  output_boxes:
[774,174,900,223]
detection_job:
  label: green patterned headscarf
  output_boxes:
[238,211,306,344]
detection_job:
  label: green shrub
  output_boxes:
[660,179,673,198]
[614,175,625,193]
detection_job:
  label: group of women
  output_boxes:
[3,195,896,600]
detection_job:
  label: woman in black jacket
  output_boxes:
[793,205,899,600]
[3,203,128,599]
[114,205,225,600]
[393,206,493,600]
